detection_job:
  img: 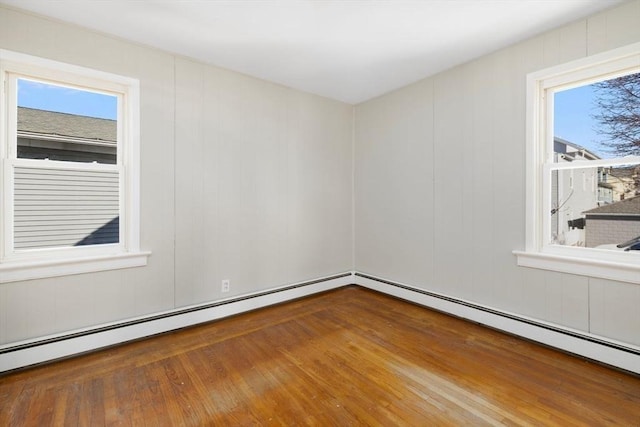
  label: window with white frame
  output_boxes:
[0,50,148,282]
[516,42,640,284]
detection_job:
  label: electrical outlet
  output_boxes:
[221,279,230,293]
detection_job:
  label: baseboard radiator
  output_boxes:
[354,272,640,375]
[2,271,638,375]
[0,272,353,373]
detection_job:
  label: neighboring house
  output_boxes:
[551,137,639,249]
[553,137,600,162]
[551,137,600,246]
[606,165,640,201]
[17,106,116,163]
[15,107,118,248]
[584,196,640,248]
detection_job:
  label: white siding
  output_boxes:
[14,166,119,249]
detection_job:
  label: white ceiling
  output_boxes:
[0,0,624,104]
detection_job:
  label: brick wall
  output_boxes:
[585,217,640,248]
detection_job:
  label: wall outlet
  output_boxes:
[221,279,230,293]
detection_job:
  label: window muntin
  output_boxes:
[1,51,142,271]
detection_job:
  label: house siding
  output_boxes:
[13,166,119,249]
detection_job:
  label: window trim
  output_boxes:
[0,49,148,283]
[515,42,640,284]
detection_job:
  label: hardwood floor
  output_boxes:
[1,286,639,426]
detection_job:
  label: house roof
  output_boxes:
[554,137,600,161]
[585,196,640,216]
[17,107,116,144]
[609,166,639,180]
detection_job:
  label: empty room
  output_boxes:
[1,0,639,425]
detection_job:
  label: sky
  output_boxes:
[554,83,610,159]
[17,79,117,120]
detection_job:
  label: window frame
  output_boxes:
[0,49,148,283]
[515,42,640,284]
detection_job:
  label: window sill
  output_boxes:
[0,251,151,283]
[514,250,640,284]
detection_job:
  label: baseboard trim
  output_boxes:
[354,272,640,375]
[0,272,354,373]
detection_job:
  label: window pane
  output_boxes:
[550,165,640,250]
[14,166,119,249]
[552,70,640,252]
[554,71,640,161]
[17,79,117,164]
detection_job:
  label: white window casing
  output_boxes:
[515,42,640,284]
[0,50,149,283]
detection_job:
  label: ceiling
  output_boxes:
[0,0,624,104]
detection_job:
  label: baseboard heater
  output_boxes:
[2,271,638,375]
[354,272,640,375]
[0,272,353,373]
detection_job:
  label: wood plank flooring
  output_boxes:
[1,286,639,426]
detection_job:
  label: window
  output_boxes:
[0,50,148,282]
[515,42,640,284]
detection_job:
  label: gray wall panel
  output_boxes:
[354,0,640,345]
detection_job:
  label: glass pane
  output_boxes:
[554,70,640,161]
[17,79,117,164]
[549,165,640,251]
[14,166,119,249]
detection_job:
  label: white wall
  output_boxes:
[173,58,353,306]
[355,0,640,347]
[0,6,353,346]
[1,0,638,357]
